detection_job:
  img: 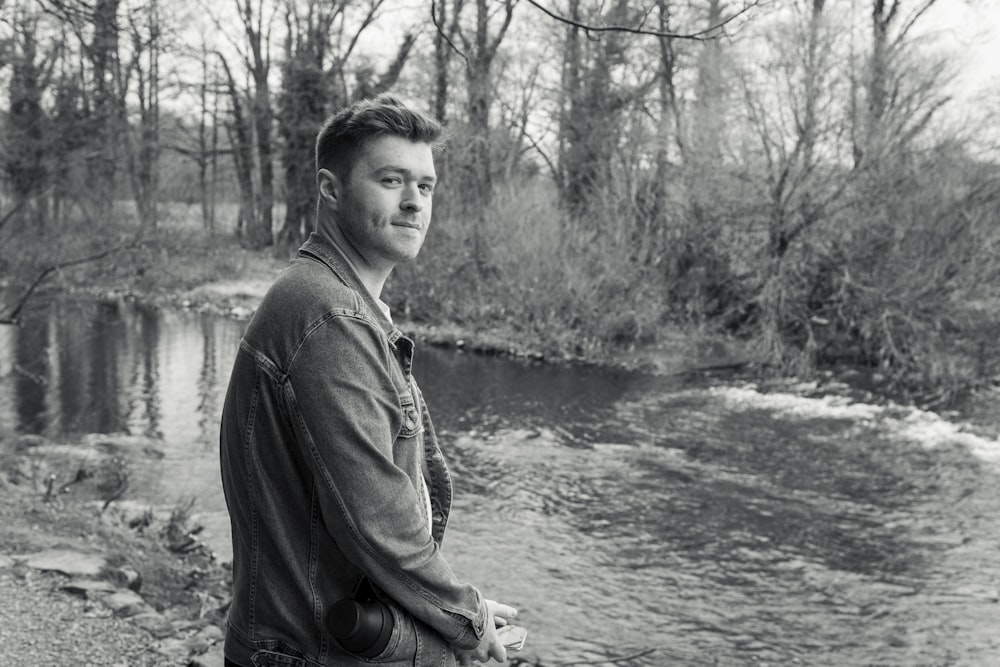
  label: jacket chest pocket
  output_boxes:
[398,392,423,439]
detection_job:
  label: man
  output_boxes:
[220,94,517,666]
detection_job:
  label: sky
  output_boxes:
[924,1,1000,97]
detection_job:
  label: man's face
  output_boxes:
[332,135,436,270]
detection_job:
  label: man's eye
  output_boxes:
[419,183,435,194]
[382,177,402,186]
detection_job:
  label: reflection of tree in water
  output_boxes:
[14,310,48,434]
[127,302,163,439]
[197,316,218,444]
[88,301,125,433]
[46,300,125,434]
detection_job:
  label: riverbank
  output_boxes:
[0,433,229,666]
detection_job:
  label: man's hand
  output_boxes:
[455,599,518,665]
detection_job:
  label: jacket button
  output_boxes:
[403,410,418,432]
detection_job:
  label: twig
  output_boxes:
[430,0,471,68]
[524,0,761,41]
[1,240,145,326]
[553,647,659,665]
[0,200,28,236]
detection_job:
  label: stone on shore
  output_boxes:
[24,549,107,577]
[61,578,118,597]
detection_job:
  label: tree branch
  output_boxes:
[431,0,470,68]
[524,0,762,41]
[0,198,32,236]
[162,143,234,159]
[1,241,145,326]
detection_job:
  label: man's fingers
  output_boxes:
[489,644,507,663]
[486,600,518,620]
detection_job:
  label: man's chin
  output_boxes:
[391,245,424,264]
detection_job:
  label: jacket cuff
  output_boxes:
[448,591,488,650]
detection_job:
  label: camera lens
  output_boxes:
[330,599,393,658]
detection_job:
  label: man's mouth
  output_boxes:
[392,220,422,230]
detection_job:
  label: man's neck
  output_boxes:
[319,224,391,302]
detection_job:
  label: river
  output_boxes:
[1,297,998,666]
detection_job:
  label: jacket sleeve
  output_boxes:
[283,313,486,649]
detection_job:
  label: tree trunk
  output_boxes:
[89,0,123,220]
[4,20,48,230]
[127,0,161,231]
[248,76,274,249]
[219,55,257,244]
[240,0,274,250]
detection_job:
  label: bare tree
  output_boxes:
[2,4,55,229]
[431,0,465,124]
[435,0,516,212]
[89,0,125,219]
[123,0,162,229]
[558,0,657,215]
[237,0,276,249]
[855,0,942,167]
[216,51,257,242]
[196,35,223,231]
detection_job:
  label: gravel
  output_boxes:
[0,567,178,666]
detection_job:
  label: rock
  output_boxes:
[195,624,224,643]
[155,624,224,662]
[229,305,253,320]
[188,641,226,667]
[105,589,148,617]
[107,565,143,592]
[180,634,213,656]
[61,578,118,598]
[24,549,107,577]
[154,636,187,657]
[133,611,177,639]
[0,554,16,569]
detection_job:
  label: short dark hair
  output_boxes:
[315,94,443,179]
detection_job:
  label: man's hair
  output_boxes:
[315,94,444,179]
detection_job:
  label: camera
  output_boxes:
[329,597,393,658]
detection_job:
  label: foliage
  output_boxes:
[1,202,285,324]
[825,149,1000,398]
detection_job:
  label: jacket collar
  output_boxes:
[297,232,403,345]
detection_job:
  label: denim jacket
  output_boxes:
[220,233,487,667]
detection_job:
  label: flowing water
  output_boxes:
[1,297,998,666]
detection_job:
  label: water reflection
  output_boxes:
[1,299,228,442]
[1,298,998,665]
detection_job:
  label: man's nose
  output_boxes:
[400,184,424,212]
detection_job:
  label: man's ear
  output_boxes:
[317,168,341,211]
